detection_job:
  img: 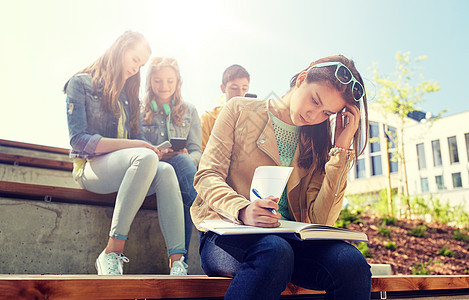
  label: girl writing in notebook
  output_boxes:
[64,31,188,276]
[191,55,371,299]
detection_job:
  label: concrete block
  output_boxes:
[370,263,392,275]
[0,197,203,275]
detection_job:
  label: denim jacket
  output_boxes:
[142,102,202,166]
[65,73,144,159]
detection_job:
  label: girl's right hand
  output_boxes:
[134,140,167,160]
[144,142,168,160]
[239,196,281,227]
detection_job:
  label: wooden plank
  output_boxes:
[0,275,468,299]
[371,275,469,292]
[0,153,73,171]
[0,181,156,210]
[0,139,70,155]
[0,275,324,299]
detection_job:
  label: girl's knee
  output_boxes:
[157,161,177,176]
[336,243,372,282]
[259,236,294,268]
[136,148,159,167]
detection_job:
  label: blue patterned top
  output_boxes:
[269,111,299,220]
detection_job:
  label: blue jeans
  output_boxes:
[200,232,371,300]
[167,154,198,253]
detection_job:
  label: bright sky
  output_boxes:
[1,0,468,148]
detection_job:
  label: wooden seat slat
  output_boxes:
[0,139,70,155]
[0,181,156,210]
[0,275,468,300]
[0,152,73,171]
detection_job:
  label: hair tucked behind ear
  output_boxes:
[142,57,187,126]
[289,55,369,173]
[64,31,151,136]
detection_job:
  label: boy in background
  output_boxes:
[200,64,250,151]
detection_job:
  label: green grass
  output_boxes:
[408,225,427,237]
[381,216,397,226]
[384,240,397,251]
[453,230,469,242]
[356,242,373,258]
[378,226,392,238]
[437,244,454,257]
[412,262,430,275]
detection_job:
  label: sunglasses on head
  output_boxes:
[307,62,365,102]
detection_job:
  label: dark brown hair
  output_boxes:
[222,64,250,86]
[289,55,368,173]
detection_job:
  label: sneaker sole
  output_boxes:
[95,260,103,275]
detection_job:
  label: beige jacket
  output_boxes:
[191,97,354,231]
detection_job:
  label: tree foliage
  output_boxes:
[373,51,440,121]
[372,51,441,217]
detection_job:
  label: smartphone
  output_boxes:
[170,138,187,152]
[341,108,350,127]
[156,140,172,150]
[244,93,257,98]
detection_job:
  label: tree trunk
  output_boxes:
[399,126,411,218]
[384,129,393,216]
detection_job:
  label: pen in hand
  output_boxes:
[252,188,278,215]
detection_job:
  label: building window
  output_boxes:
[355,158,365,179]
[416,143,426,170]
[452,172,462,188]
[371,155,382,176]
[388,152,398,173]
[420,177,429,193]
[435,175,445,190]
[369,122,381,153]
[465,133,469,161]
[431,140,442,167]
[448,136,459,164]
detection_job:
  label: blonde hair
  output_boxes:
[65,31,150,135]
[142,57,187,125]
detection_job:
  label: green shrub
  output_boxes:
[381,216,397,226]
[412,262,430,275]
[410,196,430,216]
[437,244,454,257]
[384,240,397,251]
[378,226,392,238]
[409,225,427,237]
[453,230,469,242]
[336,207,362,229]
[356,242,373,258]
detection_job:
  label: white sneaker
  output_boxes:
[95,249,129,275]
[170,256,188,275]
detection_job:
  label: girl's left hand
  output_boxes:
[334,104,360,149]
[161,148,189,161]
[155,147,169,160]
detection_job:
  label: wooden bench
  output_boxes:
[0,274,468,299]
[2,140,469,298]
[0,139,156,210]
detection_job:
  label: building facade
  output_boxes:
[346,106,469,210]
